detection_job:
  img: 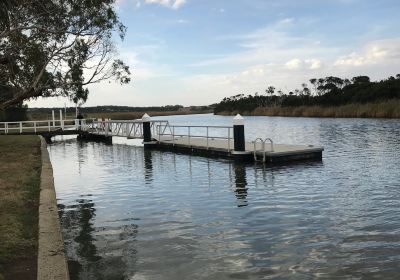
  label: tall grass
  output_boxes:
[220,100,400,118]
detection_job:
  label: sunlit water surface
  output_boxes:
[48,114,400,279]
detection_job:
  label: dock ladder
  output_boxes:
[252,138,274,162]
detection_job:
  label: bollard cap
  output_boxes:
[233,114,244,126]
[142,113,151,122]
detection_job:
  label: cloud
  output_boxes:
[144,0,187,9]
[307,59,322,69]
[285,58,303,70]
[334,38,400,66]
[190,18,335,69]
[172,0,186,9]
[285,58,322,70]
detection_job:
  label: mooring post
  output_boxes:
[142,113,155,148]
[233,114,245,151]
[232,114,251,161]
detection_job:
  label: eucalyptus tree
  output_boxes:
[0,0,130,109]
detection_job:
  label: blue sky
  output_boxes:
[30,0,400,107]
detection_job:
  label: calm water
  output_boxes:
[48,114,400,279]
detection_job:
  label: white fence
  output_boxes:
[0,119,93,134]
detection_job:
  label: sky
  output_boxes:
[28,0,400,108]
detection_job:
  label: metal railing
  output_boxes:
[156,123,233,150]
[252,137,274,162]
[0,119,93,134]
[88,119,169,139]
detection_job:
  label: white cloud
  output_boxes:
[307,59,322,69]
[286,58,322,70]
[144,0,187,9]
[190,18,336,68]
[285,58,303,70]
[172,0,186,9]
[334,38,400,66]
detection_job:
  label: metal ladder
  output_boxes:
[252,138,274,162]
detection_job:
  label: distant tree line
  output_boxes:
[214,75,400,114]
[27,105,185,114]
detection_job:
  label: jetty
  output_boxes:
[0,113,324,163]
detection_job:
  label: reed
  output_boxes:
[244,100,400,118]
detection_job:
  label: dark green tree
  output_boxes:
[0,0,131,109]
[351,76,370,85]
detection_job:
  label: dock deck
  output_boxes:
[152,136,324,163]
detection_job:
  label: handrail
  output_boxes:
[264,138,274,152]
[0,119,94,134]
[253,138,265,161]
[252,137,274,162]
[86,119,170,139]
[156,124,233,150]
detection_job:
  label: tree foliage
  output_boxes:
[214,75,400,113]
[0,0,131,109]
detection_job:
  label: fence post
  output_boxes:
[172,126,175,146]
[188,127,191,146]
[59,109,64,130]
[19,122,22,134]
[206,127,209,149]
[228,128,231,151]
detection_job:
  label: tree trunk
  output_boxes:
[0,88,37,110]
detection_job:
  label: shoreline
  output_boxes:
[215,100,400,119]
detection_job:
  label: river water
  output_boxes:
[48,114,400,279]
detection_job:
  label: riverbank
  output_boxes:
[0,136,41,280]
[216,100,400,118]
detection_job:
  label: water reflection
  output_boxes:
[232,163,248,207]
[143,149,153,183]
[58,197,139,280]
[58,198,101,279]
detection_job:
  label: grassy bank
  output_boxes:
[0,136,41,280]
[217,100,400,118]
